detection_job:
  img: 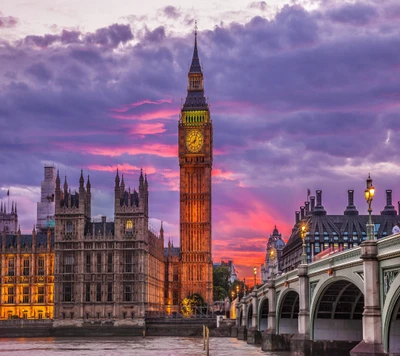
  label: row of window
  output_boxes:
[62,283,137,302]
[5,257,47,276]
[4,286,46,304]
[61,311,135,320]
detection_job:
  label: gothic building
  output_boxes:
[0,200,18,234]
[261,226,285,283]
[281,189,400,272]
[54,170,165,324]
[178,29,213,305]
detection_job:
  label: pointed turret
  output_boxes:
[115,169,120,188]
[79,169,84,190]
[189,24,202,75]
[14,202,17,214]
[0,202,3,213]
[86,175,91,193]
[11,201,14,214]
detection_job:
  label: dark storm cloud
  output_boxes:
[1,1,400,275]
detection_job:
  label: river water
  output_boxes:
[0,337,291,355]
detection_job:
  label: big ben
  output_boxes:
[179,29,213,305]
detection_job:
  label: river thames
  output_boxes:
[0,337,290,355]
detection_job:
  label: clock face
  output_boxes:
[186,129,204,153]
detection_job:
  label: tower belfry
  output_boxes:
[178,28,213,304]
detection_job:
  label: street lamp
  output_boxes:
[236,285,239,301]
[364,174,375,241]
[231,291,235,301]
[300,224,307,264]
[253,267,257,287]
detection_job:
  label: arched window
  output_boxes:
[126,220,133,232]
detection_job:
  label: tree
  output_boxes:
[213,265,231,301]
[181,293,206,317]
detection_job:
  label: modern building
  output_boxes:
[281,189,400,272]
[178,29,213,305]
[260,226,285,283]
[36,165,56,233]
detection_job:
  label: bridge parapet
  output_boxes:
[275,269,298,289]
[377,233,400,259]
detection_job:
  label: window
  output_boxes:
[97,253,102,273]
[96,283,101,302]
[23,258,30,276]
[86,313,89,320]
[172,290,178,305]
[85,253,91,273]
[123,312,127,319]
[107,283,113,302]
[38,311,43,320]
[22,286,29,303]
[97,312,100,319]
[8,258,15,276]
[38,257,45,276]
[123,283,132,302]
[124,252,133,273]
[107,253,113,273]
[38,286,45,303]
[126,220,133,232]
[66,221,73,233]
[173,266,178,282]
[85,283,90,302]
[7,287,14,304]
[63,283,73,302]
[64,255,74,274]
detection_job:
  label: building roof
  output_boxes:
[1,233,54,249]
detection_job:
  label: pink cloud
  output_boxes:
[109,99,172,113]
[130,123,166,135]
[110,107,179,121]
[88,163,157,174]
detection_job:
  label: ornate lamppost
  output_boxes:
[253,267,257,287]
[300,224,307,265]
[236,285,239,301]
[364,174,375,241]
[269,248,276,279]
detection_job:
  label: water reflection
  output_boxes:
[0,336,290,355]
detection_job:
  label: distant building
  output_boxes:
[0,200,18,234]
[281,189,400,272]
[36,165,56,233]
[213,260,238,283]
[261,226,285,283]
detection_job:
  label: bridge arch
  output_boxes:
[382,272,400,353]
[310,277,363,342]
[276,288,299,334]
[246,303,253,329]
[258,296,269,331]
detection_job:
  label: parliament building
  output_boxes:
[0,32,213,322]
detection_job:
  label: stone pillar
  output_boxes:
[351,241,385,355]
[238,301,247,340]
[290,264,311,356]
[231,299,240,338]
[247,287,261,344]
[267,279,276,334]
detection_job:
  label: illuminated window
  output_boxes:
[22,286,29,303]
[7,287,14,304]
[38,311,43,320]
[23,258,30,276]
[38,257,45,276]
[8,257,15,276]
[126,220,133,232]
[38,286,45,303]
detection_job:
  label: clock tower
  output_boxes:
[179,29,213,305]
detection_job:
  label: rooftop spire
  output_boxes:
[189,21,202,74]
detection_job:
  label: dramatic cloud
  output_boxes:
[2,1,400,280]
[0,13,18,28]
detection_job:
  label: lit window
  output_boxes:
[126,220,133,232]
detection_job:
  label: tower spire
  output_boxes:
[189,21,202,75]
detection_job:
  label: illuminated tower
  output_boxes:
[178,28,213,304]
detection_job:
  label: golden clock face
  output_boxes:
[186,130,204,153]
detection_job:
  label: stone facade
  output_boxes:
[0,229,54,320]
[178,31,213,305]
[53,170,165,324]
[281,189,400,272]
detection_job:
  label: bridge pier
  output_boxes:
[237,301,247,340]
[230,302,239,338]
[290,264,311,356]
[247,287,262,344]
[351,240,386,356]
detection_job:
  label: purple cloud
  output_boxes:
[0,13,18,28]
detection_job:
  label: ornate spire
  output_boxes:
[79,169,84,188]
[189,21,202,75]
[115,168,120,187]
[86,175,91,192]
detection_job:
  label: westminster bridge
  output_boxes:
[234,233,400,355]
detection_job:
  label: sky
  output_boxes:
[1,0,400,280]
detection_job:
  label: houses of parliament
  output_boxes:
[0,32,213,323]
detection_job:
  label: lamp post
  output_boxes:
[231,291,235,301]
[269,248,276,279]
[364,174,375,241]
[300,224,307,265]
[253,267,257,287]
